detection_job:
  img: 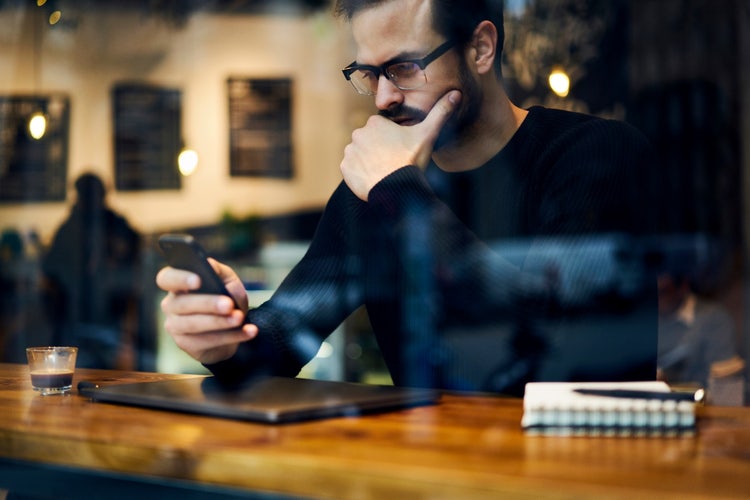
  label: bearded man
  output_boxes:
[157,0,657,395]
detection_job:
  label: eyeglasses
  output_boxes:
[342,40,455,96]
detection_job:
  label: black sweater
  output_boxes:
[208,106,658,394]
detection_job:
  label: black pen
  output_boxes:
[573,388,701,403]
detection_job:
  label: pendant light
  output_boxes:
[28,1,47,140]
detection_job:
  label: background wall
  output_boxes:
[0,3,364,243]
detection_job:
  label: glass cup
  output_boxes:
[26,346,78,395]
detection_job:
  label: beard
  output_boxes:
[378,56,483,151]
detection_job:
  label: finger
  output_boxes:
[156,266,200,292]
[172,328,257,361]
[161,292,239,317]
[418,90,462,141]
[207,258,249,310]
[163,308,246,337]
[207,257,230,278]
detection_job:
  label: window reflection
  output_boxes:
[0,1,746,406]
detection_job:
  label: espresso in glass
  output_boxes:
[30,370,74,390]
[26,347,78,395]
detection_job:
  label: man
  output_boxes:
[157,0,656,394]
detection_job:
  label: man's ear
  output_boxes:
[470,20,498,75]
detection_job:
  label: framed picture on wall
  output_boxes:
[228,77,293,179]
[112,83,182,191]
[0,94,69,203]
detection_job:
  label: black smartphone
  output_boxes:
[158,233,239,307]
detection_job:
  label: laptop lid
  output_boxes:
[79,376,440,423]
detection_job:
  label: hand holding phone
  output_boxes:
[158,233,239,308]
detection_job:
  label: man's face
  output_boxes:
[350,0,482,149]
[657,274,689,316]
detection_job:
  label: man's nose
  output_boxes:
[374,74,404,111]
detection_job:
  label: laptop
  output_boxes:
[79,376,440,424]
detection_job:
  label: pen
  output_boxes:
[573,388,702,402]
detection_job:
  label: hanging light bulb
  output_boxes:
[48,10,62,25]
[29,1,47,140]
[178,148,199,176]
[548,68,570,98]
[28,111,47,140]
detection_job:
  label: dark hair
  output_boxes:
[74,172,106,209]
[333,0,505,76]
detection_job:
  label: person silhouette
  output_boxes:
[657,272,745,405]
[42,172,141,369]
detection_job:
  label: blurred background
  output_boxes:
[0,0,748,404]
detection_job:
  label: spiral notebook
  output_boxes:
[521,381,697,437]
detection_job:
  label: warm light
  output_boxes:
[28,112,47,140]
[178,148,199,176]
[48,10,61,25]
[316,341,334,359]
[548,69,570,98]
[36,0,47,6]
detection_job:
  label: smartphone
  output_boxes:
[158,233,239,307]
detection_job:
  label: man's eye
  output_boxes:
[357,69,378,82]
[388,62,420,79]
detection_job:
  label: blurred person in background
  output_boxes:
[658,271,745,405]
[42,172,141,369]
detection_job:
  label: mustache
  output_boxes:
[378,104,427,123]
[378,101,463,150]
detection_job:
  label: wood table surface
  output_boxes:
[0,363,749,499]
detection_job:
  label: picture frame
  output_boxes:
[228,77,293,179]
[0,94,69,203]
[112,83,182,191]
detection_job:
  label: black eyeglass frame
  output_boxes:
[342,39,456,95]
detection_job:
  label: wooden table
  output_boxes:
[0,363,748,499]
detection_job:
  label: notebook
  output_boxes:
[79,376,440,424]
[521,381,697,437]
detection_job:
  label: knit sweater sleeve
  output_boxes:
[205,182,367,385]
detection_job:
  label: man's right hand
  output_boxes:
[340,90,461,201]
[156,258,258,365]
